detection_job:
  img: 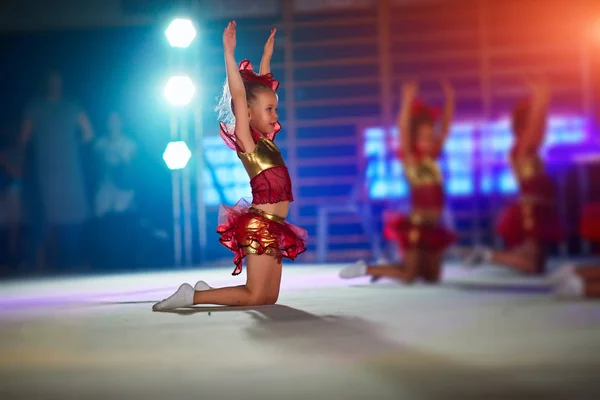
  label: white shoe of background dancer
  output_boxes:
[463,246,491,267]
[339,260,368,279]
[375,257,390,265]
[554,274,584,299]
[194,280,212,291]
[152,283,195,311]
[547,264,576,286]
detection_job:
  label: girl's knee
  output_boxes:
[246,287,279,306]
[265,293,278,305]
[247,290,268,306]
[404,271,418,284]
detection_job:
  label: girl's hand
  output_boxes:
[401,81,418,101]
[223,21,237,55]
[263,28,276,60]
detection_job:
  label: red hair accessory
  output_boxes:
[411,99,440,121]
[219,60,281,151]
[238,60,279,91]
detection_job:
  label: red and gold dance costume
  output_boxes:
[496,146,563,249]
[384,147,457,254]
[217,61,307,276]
[581,203,600,244]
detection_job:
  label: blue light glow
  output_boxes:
[363,116,587,199]
[203,136,251,205]
[200,116,589,206]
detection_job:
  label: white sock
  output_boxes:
[194,280,212,291]
[481,247,492,263]
[152,283,195,311]
[547,264,576,286]
[554,274,584,299]
[375,257,390,265]
[339,260,368,279]
[464,246,491,267]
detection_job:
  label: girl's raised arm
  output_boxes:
[259,28,276,76]
[398,81,418,164]
[517,78,550,156]
[224,21,254,153]
[438,79,455,148]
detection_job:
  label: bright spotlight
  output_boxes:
[166,18,196,48]
[164,76,196,106]
[163,141,192,170]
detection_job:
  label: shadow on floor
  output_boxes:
[167,303,592,398]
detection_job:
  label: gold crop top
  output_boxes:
[237,138,286,179]
[404,157,443,186]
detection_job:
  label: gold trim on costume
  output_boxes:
[410,209,442,224]
[242,244,282,259]
[405,157,443,186]
[237,138,286,179]
[249,207,285,224]
[511,155,545,182]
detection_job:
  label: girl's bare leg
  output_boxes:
[576,266,600,281]
[266,257,283,304]
[152,254,281,310]
[420,250,443,284]
[489,250,540,274]
[341,249,420,284]
[192,254,281,305]
[583,282,600,298]
[467,239,544,275]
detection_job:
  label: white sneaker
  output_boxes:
[339,260,368,279]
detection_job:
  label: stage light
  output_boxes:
[166,18,196,48]
[164,76,196,106]
[163,141,192,170]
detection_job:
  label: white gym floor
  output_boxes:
[1,262,599,399]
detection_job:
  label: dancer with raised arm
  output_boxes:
[339,81,456,284]
[463,79,563,275]
[153,23,306,311]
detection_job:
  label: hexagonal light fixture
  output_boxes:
[165,18,196,48]
[163,141,192,170]
[164,75,196,107]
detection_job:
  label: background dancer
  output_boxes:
[464,79,563,275]
[339,81,456,284]
[550,203,600,299]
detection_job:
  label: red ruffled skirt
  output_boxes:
[383,212,456,252]
[580,203,600,243]
[217,199,307,276]
[496,201,564,248]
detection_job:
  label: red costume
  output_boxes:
[581,203,600,243]
[496,145,564,248]
[217,61,307,276]
[384,100,456,253]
